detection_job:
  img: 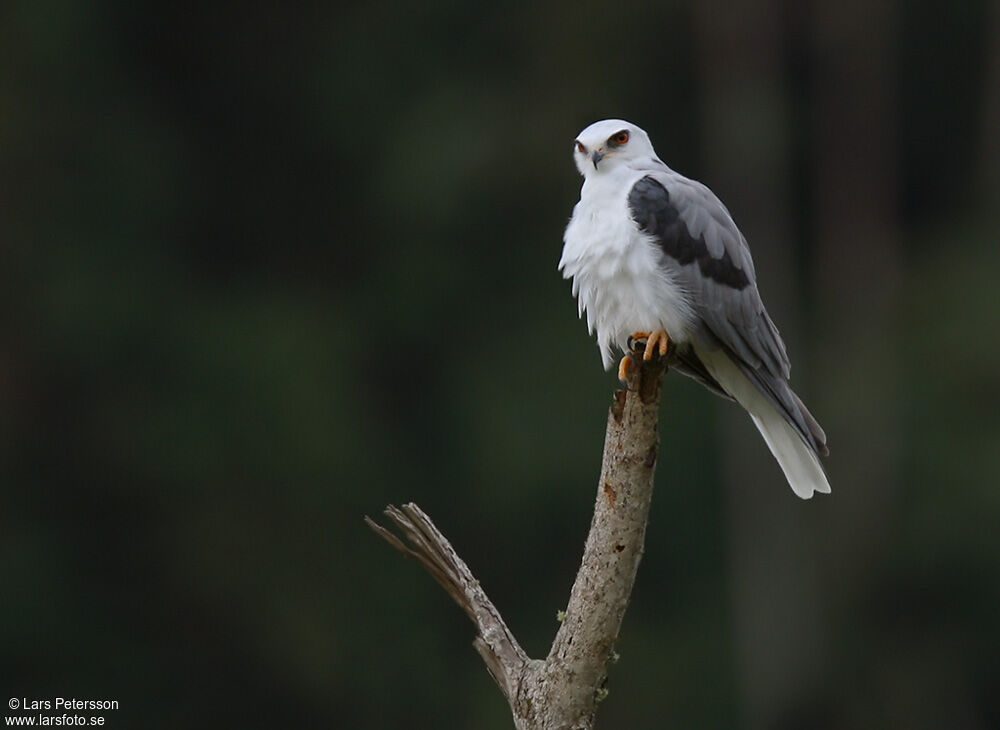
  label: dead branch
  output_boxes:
[367,346,666,729]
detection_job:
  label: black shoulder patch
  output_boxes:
[628,176,750,290]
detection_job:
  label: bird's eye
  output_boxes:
[611,131,629,146]
[576,141,586,153]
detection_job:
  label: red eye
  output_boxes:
[615,131,629,145]
[576,141,586,153]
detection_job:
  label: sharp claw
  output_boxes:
[627,331,649,352]
[617,355,632,386]
[642,329,670,361]
[622,329,670,385]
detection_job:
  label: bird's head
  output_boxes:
[573,119,655,177]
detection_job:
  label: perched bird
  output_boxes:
[560,119,830,498]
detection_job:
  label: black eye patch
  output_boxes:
[607,130,630,148]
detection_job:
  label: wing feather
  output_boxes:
[628,172,827,458]
[627,174,790,379]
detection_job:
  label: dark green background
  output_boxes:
[3,2,998,728]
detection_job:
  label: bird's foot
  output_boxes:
[620,329,671,388]
[618,353,636,387]
[628,329,670,361]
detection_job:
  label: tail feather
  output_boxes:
[698,348,831,499]
[790,390,829,457]
[747,410,831,499]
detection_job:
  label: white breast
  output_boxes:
[559,174,696,370]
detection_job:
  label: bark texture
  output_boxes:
[367,346,666,730]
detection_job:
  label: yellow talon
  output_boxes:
[618,355,633,384]
[643,329,670,361]
[629,330,650,345]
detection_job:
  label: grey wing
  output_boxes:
[628,173,828,456]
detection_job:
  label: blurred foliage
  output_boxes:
[1,1,998,729]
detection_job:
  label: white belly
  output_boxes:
[560,193,696,370]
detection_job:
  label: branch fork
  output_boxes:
[367,346,667,729]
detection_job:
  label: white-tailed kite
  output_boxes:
[560,119,830,498]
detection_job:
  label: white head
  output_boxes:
[572,119,657,177]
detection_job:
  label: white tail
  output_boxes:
[699,348,831,499]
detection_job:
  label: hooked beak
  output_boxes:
[591,149,605,168]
